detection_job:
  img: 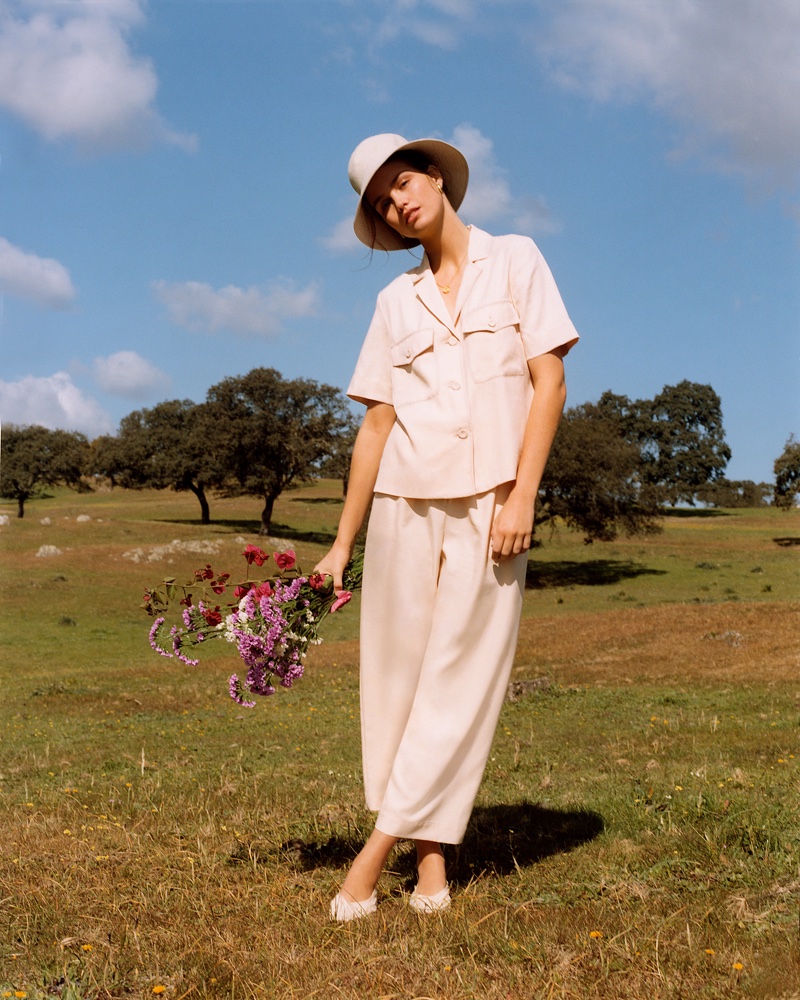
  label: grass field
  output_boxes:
[1,483,798,1000]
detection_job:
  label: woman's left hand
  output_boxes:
[490,488,534,561]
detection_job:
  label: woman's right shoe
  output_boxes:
[409,884,451,913]
[330,890,378,922]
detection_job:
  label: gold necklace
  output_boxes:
[434,249,469,294]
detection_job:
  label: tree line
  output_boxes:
[2,369,797,538]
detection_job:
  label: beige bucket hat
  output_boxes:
[348,133,469,251]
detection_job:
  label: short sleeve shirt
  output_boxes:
[347,226,579,499]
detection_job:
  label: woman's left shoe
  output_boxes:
[330,890,378,922]
[409,884,451,913]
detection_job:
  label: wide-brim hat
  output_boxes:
[348,133,469,251]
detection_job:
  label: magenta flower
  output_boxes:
[243,544,268,567]
[330,590,352,613]
[274,550,296,571]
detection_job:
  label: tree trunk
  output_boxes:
[17,496,25,518]
[189,482,210,524]
[259,493,276,536]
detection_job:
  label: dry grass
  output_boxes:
[516,600,799,686]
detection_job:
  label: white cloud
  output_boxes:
[92,350,170,399]
[367,0,474,54]
[0,0,197,150]
[320,216,362,253]
[0,236,75,307]
[451,124,562,235]
[537,0,800,182]
[0,371,112,437]
[153,278,319,336]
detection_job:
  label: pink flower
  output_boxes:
[243,544,268,567]
[253,581,273,600]
[307,572,327,591]
[274,550,296,571]
[330,590,352,613]
[234,584,250,600]
[195,564,215,581]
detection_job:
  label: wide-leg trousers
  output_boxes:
[359,488,528,845]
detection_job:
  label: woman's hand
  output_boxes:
[490,349,567,562]
[490,488,534,562]
[313,541,353,594]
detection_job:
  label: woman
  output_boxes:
[315,133,579,921]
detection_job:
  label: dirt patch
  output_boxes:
[515,600,799,686]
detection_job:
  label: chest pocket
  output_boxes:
[390,327,437,405]
[462,299,526,383]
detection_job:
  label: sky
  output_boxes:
[0,0,798,485]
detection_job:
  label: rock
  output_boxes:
[506,676,552,702]
[36,545,63,558]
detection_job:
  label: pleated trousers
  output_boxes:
[359,488,528,845]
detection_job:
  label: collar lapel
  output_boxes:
[412,265,455,333]
[452,226,491,325]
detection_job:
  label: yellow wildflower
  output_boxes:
[589,930,603,939]
[733,962,744,971]
[152,987,166,995]
[705,948,715,955]
[82,944,93,952]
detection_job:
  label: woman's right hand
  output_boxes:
[314,540,353,594]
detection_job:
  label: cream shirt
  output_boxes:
[347,226,579,499]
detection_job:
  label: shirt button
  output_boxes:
[448,381,461,390]
[487,316,496,328]
[405,348,412,358]
[448,336,458,346]
[456,428,469,439]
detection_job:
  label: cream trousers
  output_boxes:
[359,488,528,845]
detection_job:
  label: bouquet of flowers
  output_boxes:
[143,545,363,707]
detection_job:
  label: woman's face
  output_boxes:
[364,158,444,241]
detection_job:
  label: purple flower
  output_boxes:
[148,618,173,658]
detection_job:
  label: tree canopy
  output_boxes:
[94,399,223,523]
[538,402,662,541]
[773,435,800,510]
[205,367,357,534]
[593,381,731,506]
[1,424,89,518]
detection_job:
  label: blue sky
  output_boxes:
[1,0,798,484]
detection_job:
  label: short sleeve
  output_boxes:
[346,294,394,406]
[509,237,579,360]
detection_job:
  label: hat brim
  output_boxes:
[353,138,469,251]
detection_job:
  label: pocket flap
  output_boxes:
[391,328,435,366]
[462,299,519,334]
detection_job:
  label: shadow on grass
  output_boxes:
[293,497,344,506]
[526,559,665,589]
[662,508,731,518]
[773,536,800,547]
[265,802,604,888]
[157,518,338,545]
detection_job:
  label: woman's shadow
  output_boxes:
[273,802,604,888]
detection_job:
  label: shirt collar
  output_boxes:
[410,225,491,284]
